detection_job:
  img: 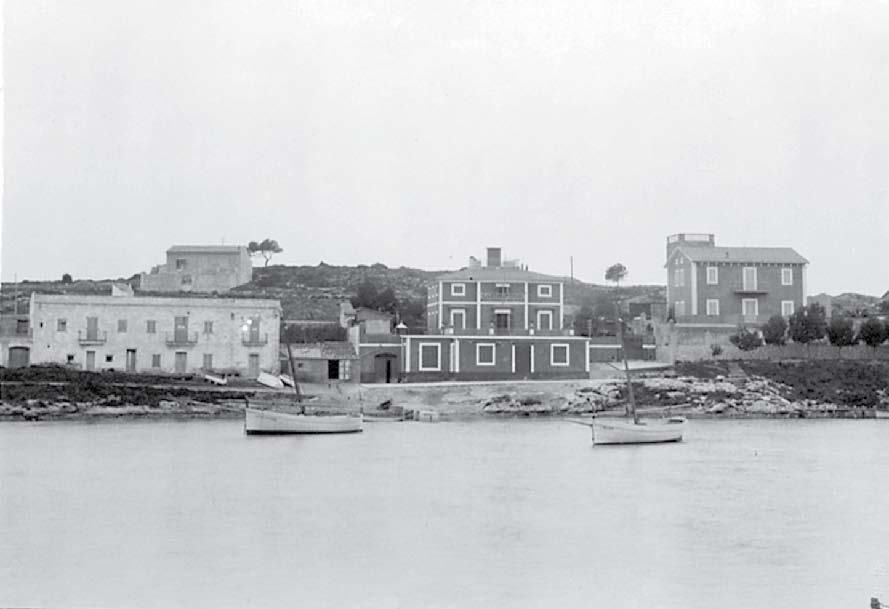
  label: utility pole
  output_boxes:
[570,256,574,283]
[13,274,18,315]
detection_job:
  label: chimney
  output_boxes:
[486,247,502,268]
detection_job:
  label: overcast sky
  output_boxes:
[2,0,887,295]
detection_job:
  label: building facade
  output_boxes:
[665,233,808,327]
[28,293,281,377]
[1,314,33,368]
[140,245,253,293]
[406,247,590,381]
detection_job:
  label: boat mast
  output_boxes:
[615,300,638,424]
[285,341,305,414]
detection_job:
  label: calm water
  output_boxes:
[1,418,887,609]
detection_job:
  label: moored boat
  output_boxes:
[592,416,686,445]
[245,407,363,434]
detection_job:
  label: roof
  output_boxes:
[436,267,564,282]
[283,341,357,360]
[31,293,281,310]
[667,246,808,266]
[167,245,246,254]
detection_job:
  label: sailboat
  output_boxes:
[591,309,686,445]
[244,343,363,435]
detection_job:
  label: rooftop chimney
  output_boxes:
[486,247,502,268]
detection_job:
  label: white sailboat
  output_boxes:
[244,342,363,435]
[591,301,686,445]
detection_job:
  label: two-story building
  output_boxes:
[140,245,253,293]
[405,247,590,381]
[28,291,281,377]
[665,233,808,327]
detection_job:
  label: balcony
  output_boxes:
[78,330,107,345]
[479,291,525,303]
[242,332,269,347]
[732,288,768,295]
[442,327,576,337]
[165,332,198,347]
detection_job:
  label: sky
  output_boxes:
[2,0,888,295]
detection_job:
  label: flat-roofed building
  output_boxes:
[140,245,253,293]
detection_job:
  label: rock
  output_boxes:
[158,399,179,410]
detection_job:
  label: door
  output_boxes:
[249,317,261,343]
[374,354,394,383]
[174,351,187,373]
[515,343,532,377]
[328,359,340,380]
[126,349,137,372]
[86,317,99,340]
[248,353,260,378]
[495,312,510,334]
[742,298,759,322]
[174,316,189,343]
[742,267,757,291]
[85,351,96,371]
[8,346,30,369]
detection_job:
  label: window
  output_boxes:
[706,266,718,285]
[742,298,759,319]
[537,284,552,298]
[105,355,114,363]
[782,268,793,286]
[57,319,67,332]
[674,269,685,287]
[742,267,758,291]
[203,321,213,334]
[495,310,511,330]
[146,320,157,334]
[476,343,496,366]
[675,300,686,317]
[181,274,193,285]
[706,299,720,316]
[450,283,466,297]
[449,309,466,330]
[537,310,553,330]
[418,343,441,371]
[118,320,127,333]
[782,301,795,316]
[66,354,75,364]
[152,354,162,368]
[175,258,187,270]
[203,354,213,369]
[496,283,510,297]
[550,344,570,366]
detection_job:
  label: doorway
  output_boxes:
[8,346,29,369]
[328,359,340,380]
[126,349,137,372]
[248,353,260,378]
[175,351,187,373]
[374,354,396,383]
[85,351,96,371]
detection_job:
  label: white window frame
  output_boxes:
[418,343,442,372]
[451,283,466,297]
[706,299,720,316]
[706,266,718,285]
[742,298,759,318]
[781,268,793,286]
[675,268,685,287]
[550,343,570,367]
[537,310,553,330]
[476,343,496,366]
[449,308,466,330]
[743,267,758,291]
[537,284,552,298]
[781,300,795,316]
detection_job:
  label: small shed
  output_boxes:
[281,341,359,384]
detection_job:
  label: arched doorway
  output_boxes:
[8,346,30,369]
[373,353,396,383]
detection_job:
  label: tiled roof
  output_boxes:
[669,246,808,265]
[284,341,357,360]
[436,267,564,282]
[167,245,246,254]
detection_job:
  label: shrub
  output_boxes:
[729,327,763,351]
[826,317,856,355]
[710,343,723,357]
[858,317,888,350]
[761,315,788,345]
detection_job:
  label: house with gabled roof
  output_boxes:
[665,233,809,327]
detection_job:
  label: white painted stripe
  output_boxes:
[530,344,535,373]
[524,282,529,330]
[405,336,411,373]
[690,262,698,316]
[476,281,482,330]
[585,341,591,372]
[511,344,516,373]
[438,282,444,330]
[454,338,460,373]
[400,334,590,341]
[589,344,621,349]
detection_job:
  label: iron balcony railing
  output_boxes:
[242,332,269,346]
[440,327,576,337]
[78,330,107,345]
[165,332,198,347]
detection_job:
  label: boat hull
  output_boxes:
[592,417,686,445]
[245,408,363,434]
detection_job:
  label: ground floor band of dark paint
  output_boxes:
[402,335,591,382]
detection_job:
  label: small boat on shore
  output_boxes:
[245,406,363,434]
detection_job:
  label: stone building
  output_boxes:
[28,292,280,377]
[140,245,253,293]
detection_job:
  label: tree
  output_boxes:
[826,317,856,357]
[788,304,827,355]
[605,263,628,286]
[61,273,73,284]
[858,317,888,352]
[350,280,399,316]
[761,315,788,345]
[247,239,283,266]
[729,327,763,351]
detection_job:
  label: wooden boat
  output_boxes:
[245,406,363,434]
[590,295,686,446]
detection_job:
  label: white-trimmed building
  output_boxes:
[29,292,281,377]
